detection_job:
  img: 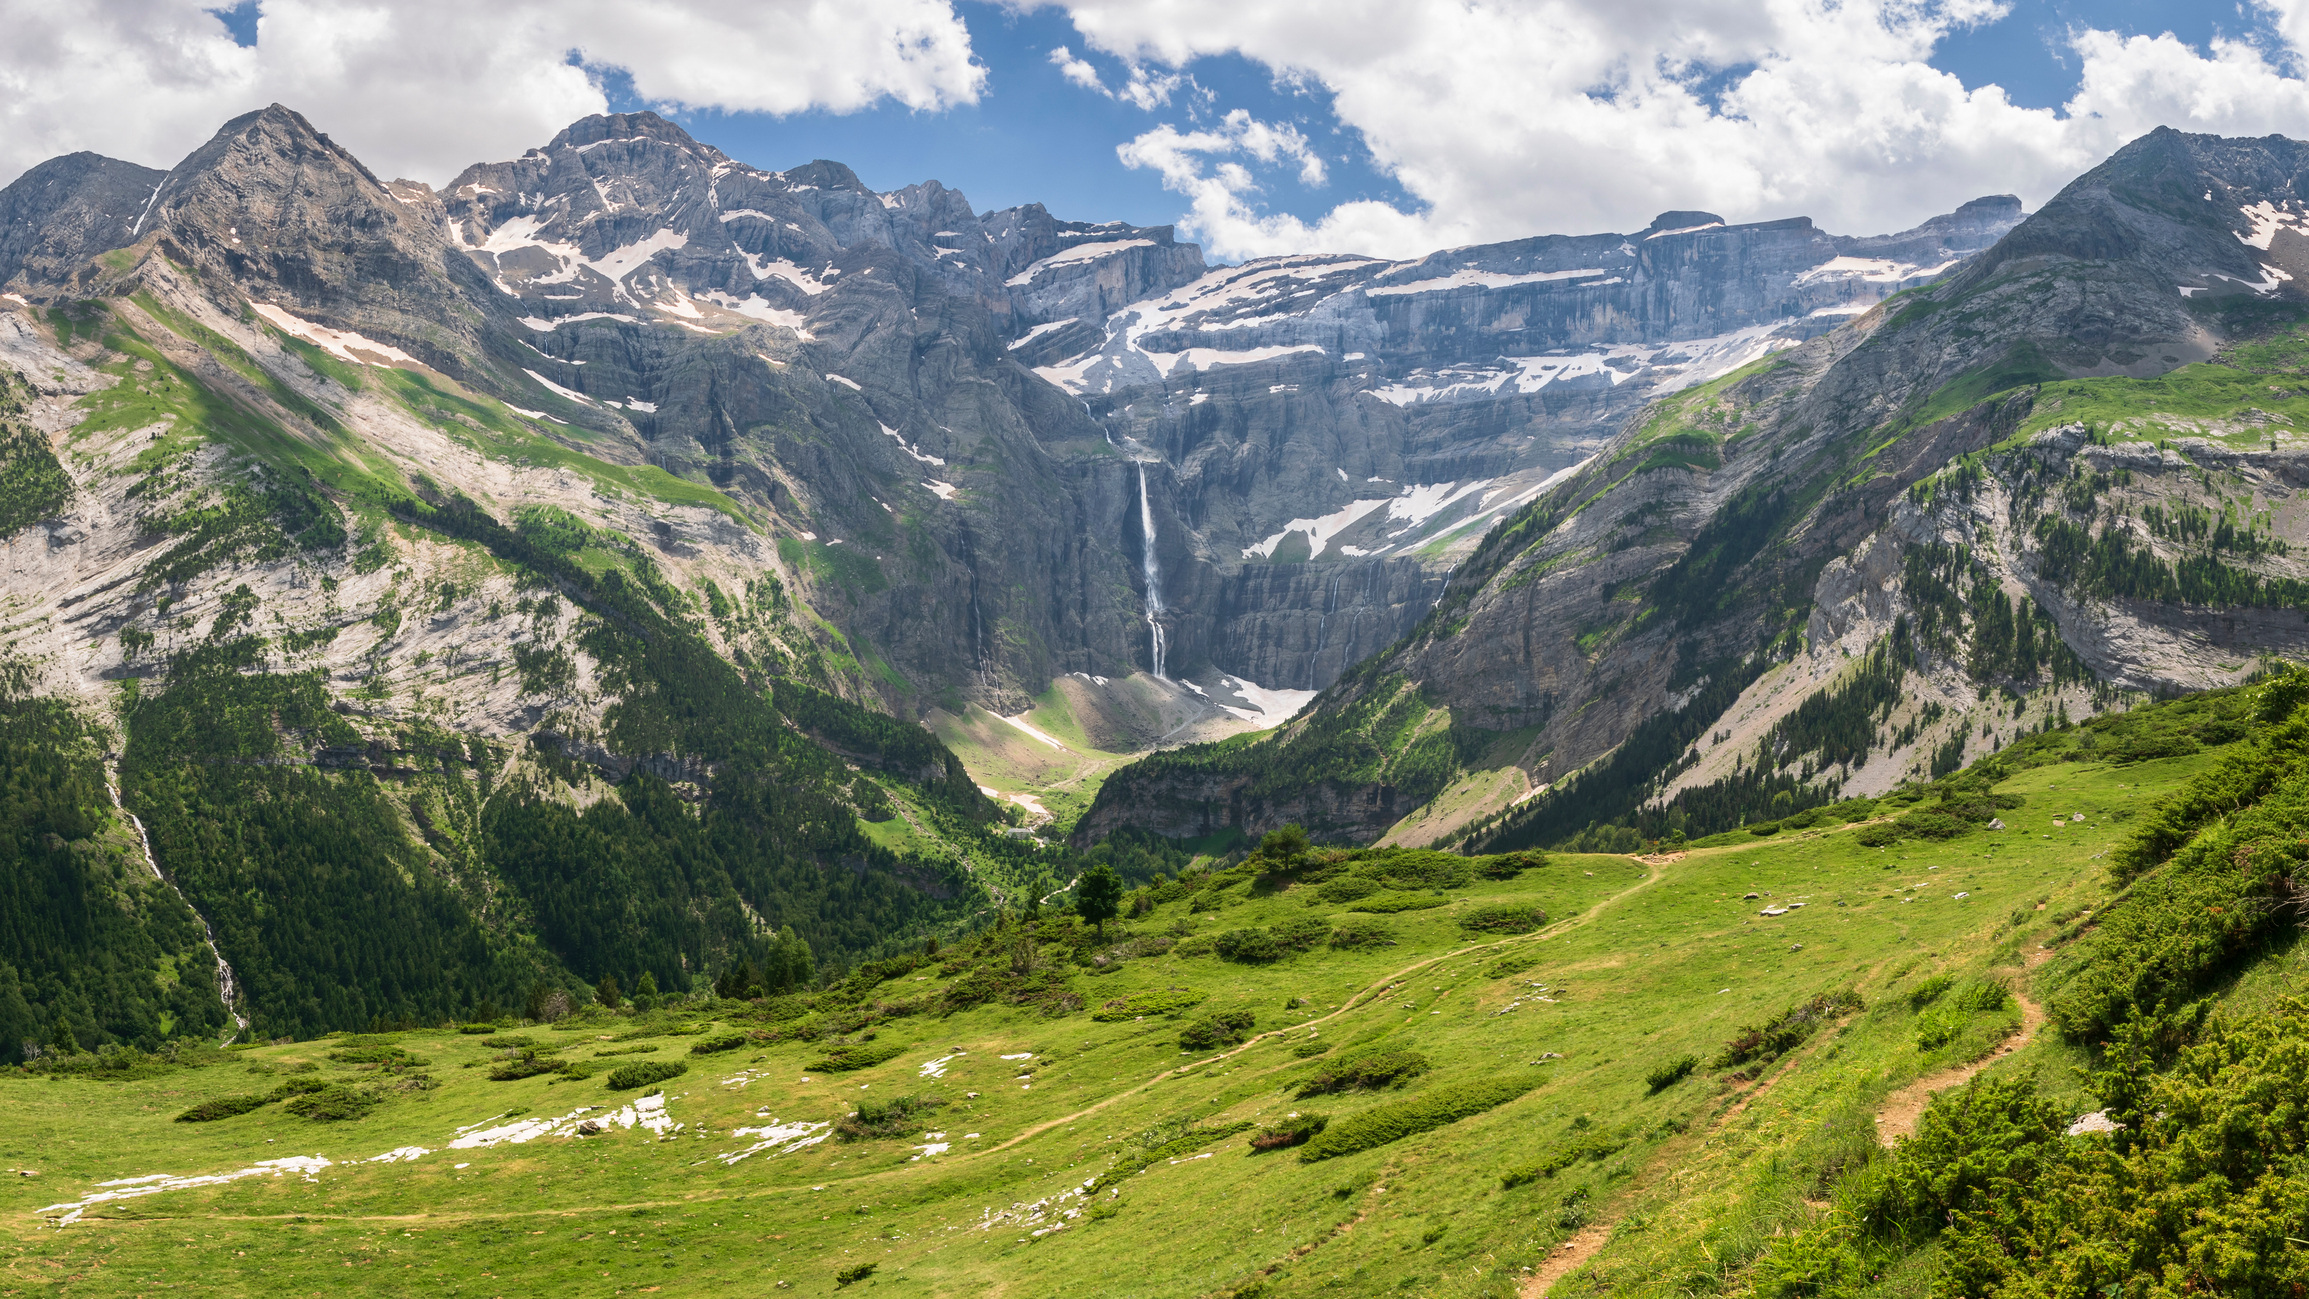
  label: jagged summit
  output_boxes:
[544,109,726,159]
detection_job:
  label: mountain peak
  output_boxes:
[546,111,723,162]
[1645,210,1725,233]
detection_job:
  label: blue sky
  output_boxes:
[605,0,2278,229]
[594,5,1412,228]
[110,1,2309,260]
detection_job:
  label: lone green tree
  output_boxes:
[1258,824,1310,866]
[596,972,621,1009]
[1077,864,1124,937]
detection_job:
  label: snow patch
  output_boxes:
[716,1120,831,1166]
[1008,318,1078,350]
[42,1156,333,1227]
[1364,267,1608,296]
[250,303,418,368]
[1006,240,1156,286]
[1242,496,1391,560]
[1000,714,1070,752]
[522,368,594,405]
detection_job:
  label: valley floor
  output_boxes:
[0,747,2221,1297]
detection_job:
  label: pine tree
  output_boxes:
[596,972,621,1009]
[1077,864,1123,937]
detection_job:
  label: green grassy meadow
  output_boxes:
[3,740,2238,1298]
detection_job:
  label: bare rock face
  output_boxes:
[0,152,167,288]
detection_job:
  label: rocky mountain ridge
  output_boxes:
[1083,127,2309,850]
[0,106,2021,713]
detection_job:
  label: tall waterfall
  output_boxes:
[108,762,247,1035]
[1135,461,1167,679]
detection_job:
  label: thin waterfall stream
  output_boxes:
[1135,461,1167,679]
[107,759,247,1036]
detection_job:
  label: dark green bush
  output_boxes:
[1297,1049,1431,1097]
[175,1093,272,1122]
[1299,1073,1543,1162]
[282,1084,380,1121]
[1854,822,1902,848]
[807,1041,908,1072]
[488,1050,567,1081]
[1292,1041,1333,1058]
[1091,989,1205,1021]
[1897,810,1971,840]
[1344,892,1448,913]
[1317,876,1381,903]
[1501,1132,1628,1187]
[835,1262,877,1287]
[1211,929,1282,963]
[1328,919,1397,950]
[1474,851,1544,880]
[1905,974,1955,1010]
[689,1030,751,1055]
[1644,1055,1697,1093]
[835,1094,945,1141]
[1457,904,1547,934]
[1712,991,1864,1071]
[605,1060,687,1090]
[1179,1010,1255,1051]
[1249,1113,1328,1151]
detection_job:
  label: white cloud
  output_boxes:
[1047,43,1186,110]
[1058,0,2309,260]
[0,0,985,187]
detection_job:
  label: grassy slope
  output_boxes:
[1,735,2227,1297]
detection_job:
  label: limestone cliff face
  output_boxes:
[1082,128,2309,846]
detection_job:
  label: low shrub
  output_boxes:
[1954,981,2012,1013]
[1317,876,1382,903]
[835,1094,945,1142]
[605,1060,688,1091]
[457,1023,499,1035]
[175,1093,272,1122]
[1297,1049,1431,1097]
[689,1030,751,1055]
[282,1084,381,1121]
[1211,928,1283,963]
[1747,821,1782,836]
[1457,904,1547,935]
[1179,1010,1256,1051]
[1344,892,1448,914]
[1249,1113,1329,1151]
[807,1041,908,1072]
[835,1262,877,1287]
[488,1050,567,1081]
[1854,822,1903,848]
[1088,1120,1257,1194]
[1485,953,1542,979]
[1898,810,1972,840]
[1299,1073,1543,1162]
[1292,1041,1333,1058]
[1906,975,1955,1010]
[1644,1055,1697,1093]
[1474,851,1545,880]
[474,1034,535,1048]
[1501,1132,1628,1187]
[1713,991,1864,1071]
[1092,989,1206,1021]
[1328,919,1397,950]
